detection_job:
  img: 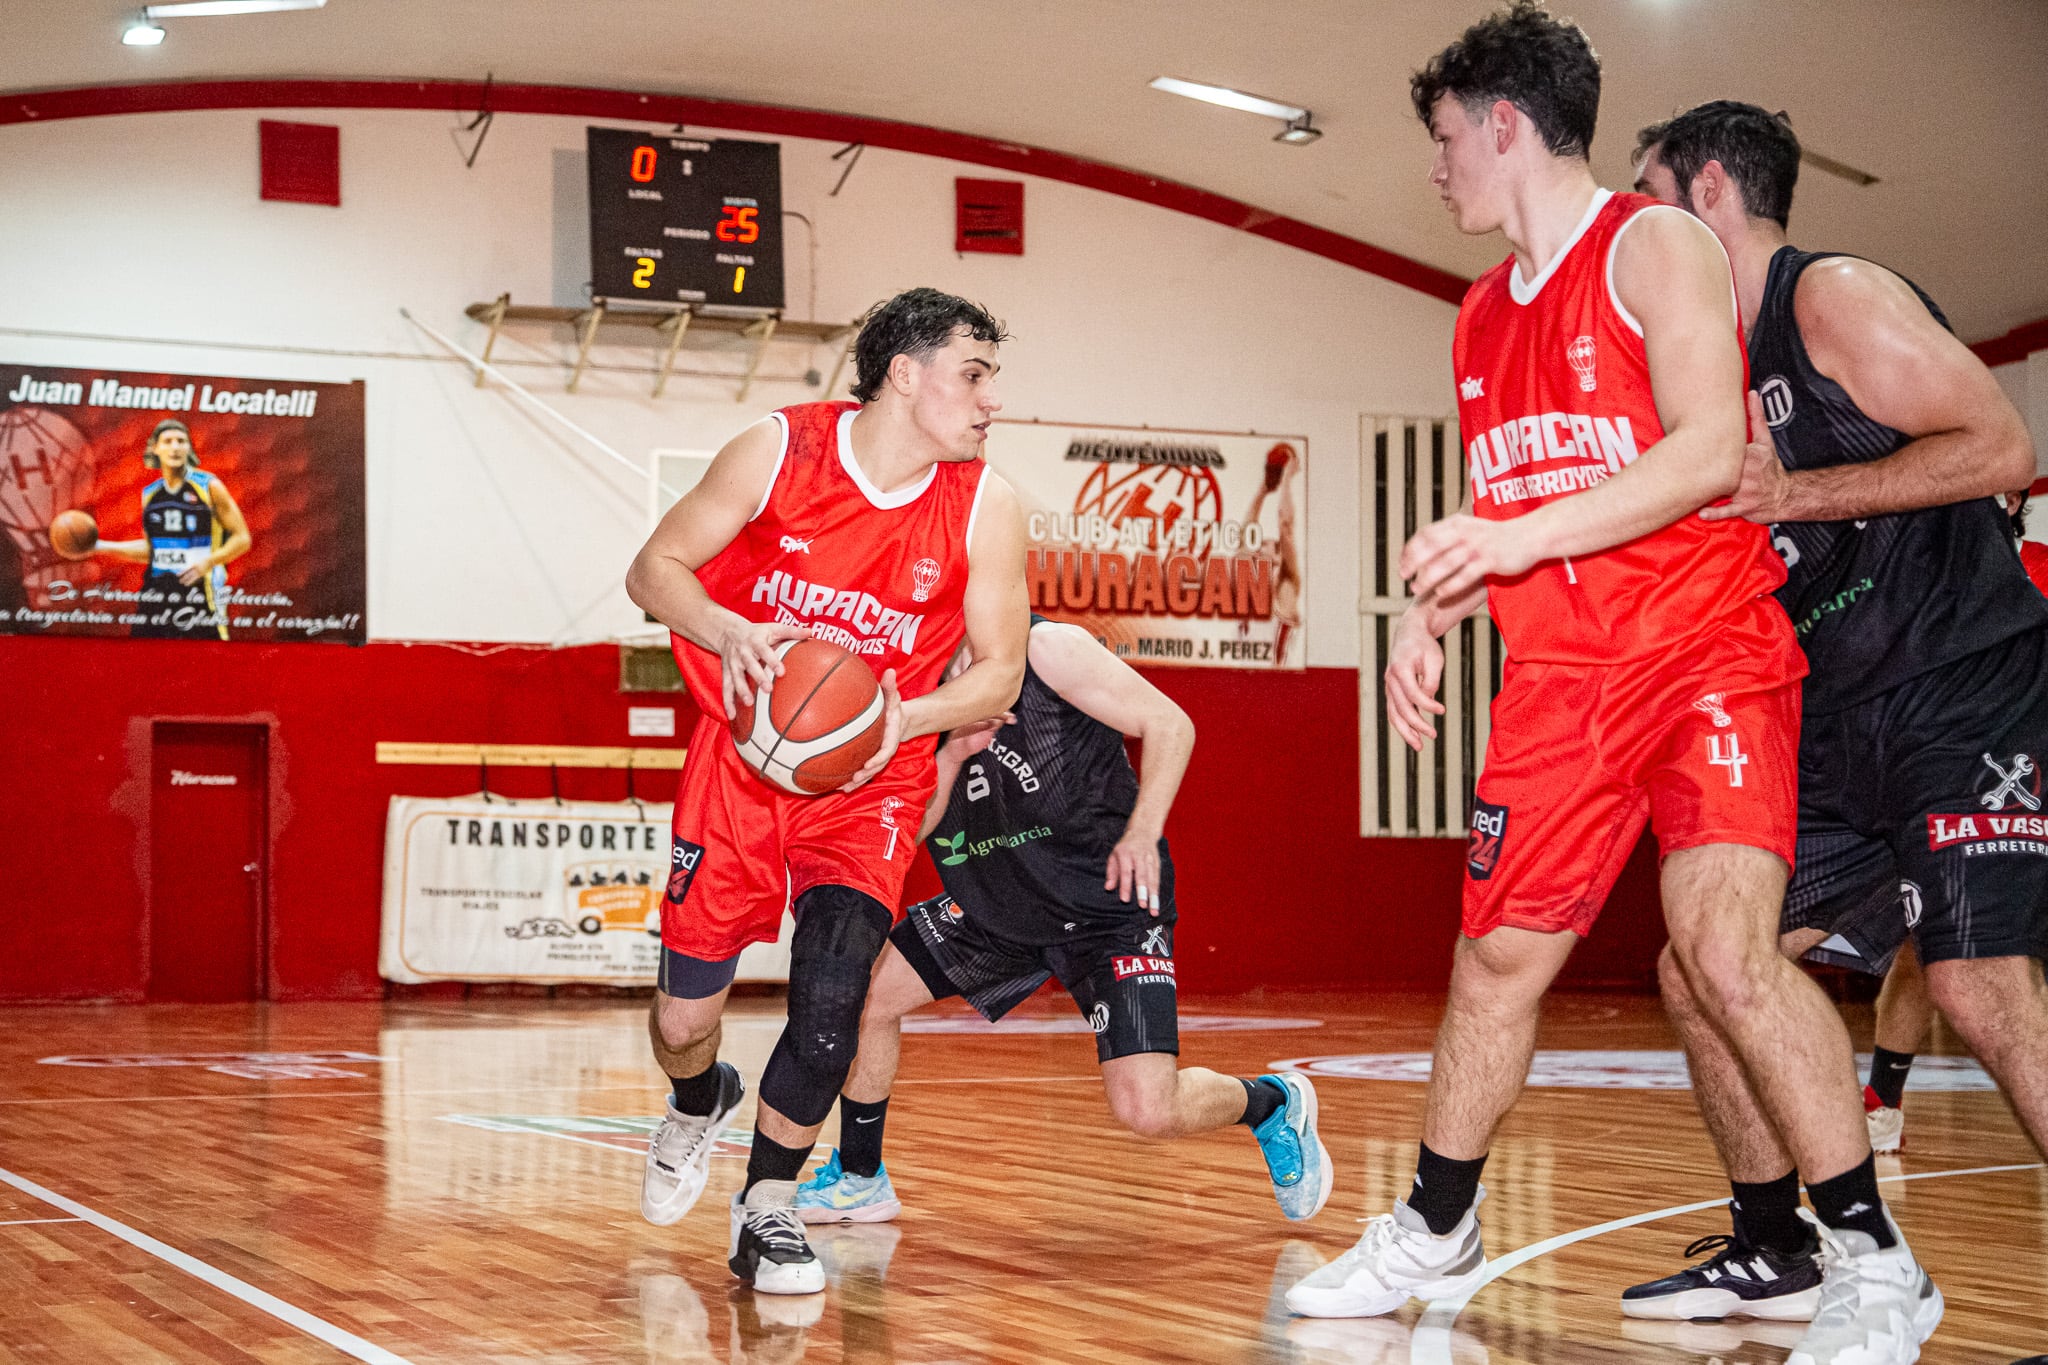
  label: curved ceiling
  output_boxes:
[10,1,2047,341]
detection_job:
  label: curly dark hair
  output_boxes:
[1411,1,1600,159]
[1636,101,1801,227]
[849,288,1009,404]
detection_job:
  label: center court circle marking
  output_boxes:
[1407,1160,2045,1365]
[1273,1048,1995,1091]
[903,1012,1322,1035]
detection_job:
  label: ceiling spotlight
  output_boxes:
[121,15,167,43]
[1275,115,1321,146]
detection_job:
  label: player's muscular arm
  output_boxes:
[92,538,151,564]
[183,483,251,585]
[843,475,1029,791]
[625,418,808,719]
[1710,260,2035,523]
[1403,211,1748,604]
[1030,622,1194,912]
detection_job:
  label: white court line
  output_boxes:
[0,1166,416,1365]
[1408,1160,2045,1364]
[0,1216,82,1226]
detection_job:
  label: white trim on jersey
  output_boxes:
[963,467,991,557]
[835,407,938,510]
[1508,188,1611,305]
[749,411,792,522]
[1604,203,1739,338]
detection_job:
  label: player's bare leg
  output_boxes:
[1100,1053,1251,1139]
[792,946,928,1225]
[1873,944,1933,1057]
[643,986,746,1227]
[1422,926,1578,1157]
[1630,850,1942,1347]
[1661,845,1871,1181]
[1286,926,1571,1317]
[1925,956,2048,1156]
[1863,941,1933,1153]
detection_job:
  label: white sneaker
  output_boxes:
[1285,1187,1488,1318]
[728,1181,826,1295]
[641,1063,744,1226]
[1785,1210,1943,1365]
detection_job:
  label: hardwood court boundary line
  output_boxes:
[0,1165,417,1365]
[1409,1160,2047,1365]
[0,1075,1103,1109]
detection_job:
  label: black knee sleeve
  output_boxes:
[758,885,892,1127]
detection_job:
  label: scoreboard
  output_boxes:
[586,128,784,311]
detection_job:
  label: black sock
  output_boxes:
[743,1130,813,1196]
[670,1061,727,1117]
[1409,1142,1486,1236]
[839,1096,889,1178]
[1807,1154,1895,1249]
[1729,1170,1809,1255]
[1868,1047,1914,1109]
[1238,1076,1284,1129]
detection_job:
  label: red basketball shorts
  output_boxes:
[661,713,930,960]
[1463,605,1803,939]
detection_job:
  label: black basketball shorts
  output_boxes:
[1791,627,2048,974]
[892,894,1180,1062]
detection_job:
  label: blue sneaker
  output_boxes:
[792,1149,901,1225]
[1252,1073,1332,1221]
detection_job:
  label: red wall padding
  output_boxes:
[0,639,1663,1001]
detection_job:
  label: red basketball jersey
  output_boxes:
[2022,539,2048,598]
[674,400,987,731]
[1454,190,1789,665]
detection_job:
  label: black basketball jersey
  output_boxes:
[1749,247,2046,714]
[140,472,222,583]
[926,620,1174,946]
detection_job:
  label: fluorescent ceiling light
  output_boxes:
[1150,77,1306,124]
[122,18,167,43]
[144,0,325,16]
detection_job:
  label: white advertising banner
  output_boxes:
[983,421,1305,669]
[380,794,792,986]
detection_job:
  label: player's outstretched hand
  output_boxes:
[940,712,1013,763]
[1400,514,1533,604]
[1698,390,1789,525]
[1105,826,1164,916]
[719,619,812,720]
[1384,614,1446,752]
[841,669,903,791]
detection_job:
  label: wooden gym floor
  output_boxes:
[0,991,2039,1364]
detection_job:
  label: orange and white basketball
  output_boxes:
[730,638,885,795]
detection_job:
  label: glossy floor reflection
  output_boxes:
[0,992,2039,1362]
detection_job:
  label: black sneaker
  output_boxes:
[1621,1233,1823,1321]
[728,1180,825,1295]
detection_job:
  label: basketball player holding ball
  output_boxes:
[76,419,251,641]
[624,288,1028,1295]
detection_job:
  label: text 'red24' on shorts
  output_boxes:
[1462,603,1802,938]
[661,713,932,960]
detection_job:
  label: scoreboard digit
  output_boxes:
[586,128,784,310]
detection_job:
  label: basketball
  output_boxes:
[730,638,886,795]
[48,509,97,560]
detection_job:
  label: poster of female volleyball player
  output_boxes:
[981,420,1306,669]
[0,363,365,644]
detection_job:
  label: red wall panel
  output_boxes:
[0,640,1664,1002]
